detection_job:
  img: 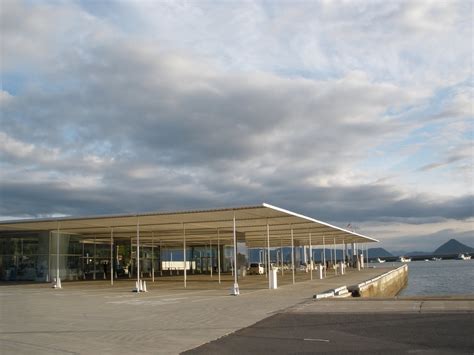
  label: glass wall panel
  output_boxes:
[0,232,49,281]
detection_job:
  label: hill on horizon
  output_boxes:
[433,239,474,255]
[368,248,393,258]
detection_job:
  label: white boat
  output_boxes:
[457,253,472,260]
[376,258,386,263]
[431,257,442,261]
[398,256,411,262]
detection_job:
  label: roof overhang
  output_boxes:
[0,203,378,247]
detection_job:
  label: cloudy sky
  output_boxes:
[1,0,472,252]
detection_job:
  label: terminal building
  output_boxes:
[0,203,377,287]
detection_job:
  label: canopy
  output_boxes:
[0,203,378,247]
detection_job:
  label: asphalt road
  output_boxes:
[184,312,474,354]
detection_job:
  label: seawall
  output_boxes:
[348,264,408,297]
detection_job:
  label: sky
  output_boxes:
[0,0,472,252]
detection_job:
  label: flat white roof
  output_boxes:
[0,203,378,247]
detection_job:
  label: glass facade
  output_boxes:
[0,231,248,282]
[0,232,49,281]
[0,232,117,282]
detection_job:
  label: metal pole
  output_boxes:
[334,237,337,275]
[47,233,51,282]
[217,229,221,284]
[366,243,369,267]
[152,232,155,282]
[264,247,267,278]
[115,243,119,279]
[232,212,239,295]
[323,236,326,278]
[110,229,114,286]
[56,223,60,287]
[291,226,295,285]
[210,239,213,278]
[159,239,163,276]
[309,232,313,281]
[130,237,133,278]
[93,235,96,280]
[342,239,345,265]
[266,222,271,289]
[183,224,187,288]
[137,218,140,292]
[82,242,85,280]
[280,238,284,276]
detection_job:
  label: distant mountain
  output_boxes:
[434,239,474,255]
[367,248,393,258]
[390,250,408,257]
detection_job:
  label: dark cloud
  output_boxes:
[1,1,472,253]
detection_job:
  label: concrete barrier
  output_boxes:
[348,265,408,297]
[314,285,351,299]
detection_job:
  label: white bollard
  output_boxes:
[270,269,278,289]
[52,277,62,289]
[143,281,148,292]
[319,265,323,279]
[230,283,240,296]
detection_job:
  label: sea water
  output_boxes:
[395,259,474,296]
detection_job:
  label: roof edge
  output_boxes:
[262,203,379,242]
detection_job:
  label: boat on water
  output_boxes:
[431,257,442,261]
[376,258,385,263]
[457,253,472,260]
[398,256,411,262]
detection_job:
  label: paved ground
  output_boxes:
[185,310,474,354]
[0,267,388,354]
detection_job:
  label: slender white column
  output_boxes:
[329,237,332,266]
[323,236,326,278]
[151,232,155,282]
[183,224,187,288]
[110,229,114,286]
[129,237,133,278]
[82,242,85,280]
[47,233,51,282]
[56,223,60,287]
[342,239,345,265]
[366,243,369,267]
[93,235,96,280]
[210,239,213,278]
[159,239,163,276]
[266,222,271,289]
[264,247,267,278]
[309,232,313,281]
[334,238,337,275]
[217,229,221,284]
[232,213,239,295]
[280,238,284,276]
[291,226,295,284]
[136,218,140,291]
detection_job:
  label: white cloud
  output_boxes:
[0,0,472,250]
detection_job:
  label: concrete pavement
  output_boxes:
[0,267,391,354]
[185,310,474,354]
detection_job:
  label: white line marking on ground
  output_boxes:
[304,338,330,342]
